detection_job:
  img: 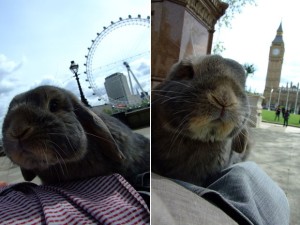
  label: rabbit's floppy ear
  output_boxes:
[167,59,194,81]
[71,98,125,162]
[232,128,250,153]
[21,168,37,181]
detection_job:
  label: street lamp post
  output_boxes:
[277,86,281,107]
[69,61,91,107]
[268,88,273,111]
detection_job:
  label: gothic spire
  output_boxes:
[272,22,283,44]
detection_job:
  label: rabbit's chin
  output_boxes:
[188,119,235,142]
[6,141,88,171]
[8,150,59,171]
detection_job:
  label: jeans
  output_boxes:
[174,161,290,225]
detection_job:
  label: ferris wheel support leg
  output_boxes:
[127,67,134,95]
[123,61,148,99]
[128,68,147,97]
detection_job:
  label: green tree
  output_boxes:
[102,108,113,115]
[243,63,256,78]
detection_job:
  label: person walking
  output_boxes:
[281,107,285,118]
[274,106,281,121]
[283,109,290,127]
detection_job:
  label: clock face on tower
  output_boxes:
[272,48,280,56]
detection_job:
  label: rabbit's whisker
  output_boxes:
[84,132,115,145]
[168,80,193,88]
[168,112,193,157]
[172,109,193,116]
[47,140,68,173]
[42,141,49,166]
[152,90,189,94]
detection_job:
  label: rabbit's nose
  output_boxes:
[208,86,238,109]
[10,125,33,140]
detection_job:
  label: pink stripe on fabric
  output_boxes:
[105,206,146,224]
[0,174,149,225]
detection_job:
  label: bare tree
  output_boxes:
[213,0,256,54]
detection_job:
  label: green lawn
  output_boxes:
[262,109,300,127]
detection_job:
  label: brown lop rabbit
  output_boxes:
[2,85,149,185]
[152,55,252,186]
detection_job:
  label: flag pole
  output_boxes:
[294,83,299,114]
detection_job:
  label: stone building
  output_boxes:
[263,23,300,113]
[151,0,228,87]
[104,72,142,105]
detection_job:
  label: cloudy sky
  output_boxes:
[0,0,150,127]
[1,0,299,129]
[214,0,300,94]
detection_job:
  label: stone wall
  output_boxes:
[151,0,227,87]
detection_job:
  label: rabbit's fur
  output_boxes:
[2,85,149,185]
[152,55,251,186]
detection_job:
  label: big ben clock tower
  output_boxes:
[263,23,285,100]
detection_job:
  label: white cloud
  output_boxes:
[31,76,64,88]
[0,54,23,77]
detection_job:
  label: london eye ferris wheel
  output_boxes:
[84,15,150,106]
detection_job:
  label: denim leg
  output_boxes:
[174,162,290,225]
[207,162,289,225]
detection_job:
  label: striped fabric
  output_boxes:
[0,174,150,225]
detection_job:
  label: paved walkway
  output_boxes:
[249,122,300,225]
